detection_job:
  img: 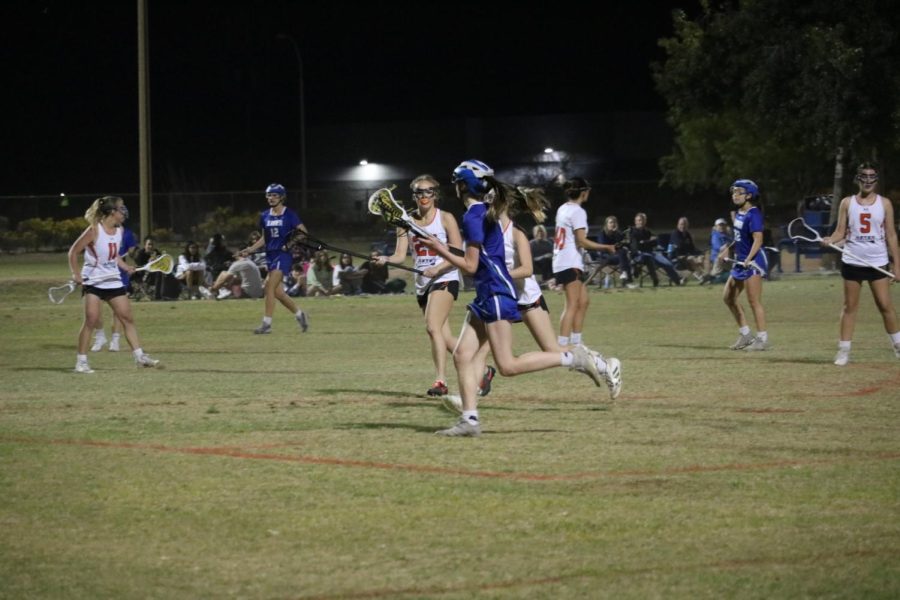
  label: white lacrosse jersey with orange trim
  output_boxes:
[503,220,542,305]
[844,195,888,267]
[552,202,588,273]
[409,208,460,295]
[82,224,123,289]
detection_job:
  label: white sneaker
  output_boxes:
[730,333,755,350]
[618,271,628,280]
[834,348,850,366]
[571,344,603,387]
[435,417,481,437]
[199,286,213,300]
[108,338,120,352]
[744,337,770,351]
[74,362,94,374]
[296,311,309,332]
[442,394,464,415]
[135,354,160,368]
[604,357,623,400]
[90,338,107,352]
[894,343,900,359]
[217,288,232,300]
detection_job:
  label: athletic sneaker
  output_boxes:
[217,288,232,300]
[108,338,120,352]
[74,362,94,374]
[135,354,160,368]
[427,380,449,397]
[571,344,603,387]
[730,333,755,350]
[435,417,481,437]
[604,357,623,400]
[296,311,309,333]
[894,343,900,359]
[253,322,272,334]
[90,337,107,352]
[199,286,213,300]
[744,337,769,351]
[834,348,850,366]
[477,366,496,397]
[442,394,463,414]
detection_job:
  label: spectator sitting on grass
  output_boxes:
[306,250,341,297]
[200,255,264,300]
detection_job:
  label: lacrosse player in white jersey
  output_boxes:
[377,174,466,397]
[822,162,900,365]
[551,178,617,348]
[67,196,161,373]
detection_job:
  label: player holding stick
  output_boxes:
[68,196,161,373]
[722,179,770,352]
[421,160,622,437]
[239,183,309,334]
[821,162,900,365]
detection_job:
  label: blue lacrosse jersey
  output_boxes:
[461,202,517,301]
[118,227,137,286]
[732,206,763,262]
[260,207,302,252]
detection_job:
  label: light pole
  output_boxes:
[275,34,307,210]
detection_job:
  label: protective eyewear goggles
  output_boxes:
[857,173,879,184]
[412,187,438,198]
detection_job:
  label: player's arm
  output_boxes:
[508,227,534,280]
[239,232,266,258]
[743,230,764,265]
[67,225,96,284]
[882,197,899,281]
[379,227,409,265]
[423,234,479,275]
[424,212,464,278]
[575,228,615,254]
[822,197,850,245]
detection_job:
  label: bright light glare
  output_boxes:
[543,147,554,154]
[359,159,368,166]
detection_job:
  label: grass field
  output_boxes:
[1,253,898,599]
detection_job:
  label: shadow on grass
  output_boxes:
[319,388,421,399]
[337,422,439,433]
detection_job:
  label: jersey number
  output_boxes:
[554,227,566,250]
[107,242,118,261]
[412,237,436,257]
[270,227,280,239]
[859,212,871,234]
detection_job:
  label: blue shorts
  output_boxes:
[266,251,292,274]
[468,293,521,324]
[730,255,768,281]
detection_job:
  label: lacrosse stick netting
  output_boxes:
[787,218,894,278]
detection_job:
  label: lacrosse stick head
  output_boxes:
[48,281,77,304]
[147,253,175,275]
[451,159,494,197]
[367,186,405,224]
[787,218,821,243]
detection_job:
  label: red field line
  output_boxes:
[5,436,900,482]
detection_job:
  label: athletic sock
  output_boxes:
[570,332,582,345]
[560,352,574,367]
[739,326,751,336]
[133,348,144,360]
[558,335,570,347]
[111,333,121,343]
[462,410,479,425]
[295,309,304,318]
[76,353,88,363]
[756,331,768,342]
[262,316,273,326]
[838,340,851,351]
[890,331,900,345]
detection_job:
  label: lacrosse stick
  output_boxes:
[368,186,466,257]
[298,234,424,274]
[787,218,894,278]
[724,257,766,277]
[48,253,175,304]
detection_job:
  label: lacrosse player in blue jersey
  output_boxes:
[421,160,622,437]
[722,179,769,351]
[238,183,309,334]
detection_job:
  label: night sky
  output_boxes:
[4,1,698,195]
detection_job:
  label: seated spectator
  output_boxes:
[335,253,366,296]
[246,231,268,277]
[285,262,307,297]
[596,215,635,286]
[132,235,162,297]
[669,217,706,282]
[359,250,407,294]
[306,251,341,297]
[204,233,233,282]
[175,241,207,299]
[627,212,683,286]
[703,217,733,284]
[200,255,264,300]
[529,224,554,283]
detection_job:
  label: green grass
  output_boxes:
[1,254,899,598]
